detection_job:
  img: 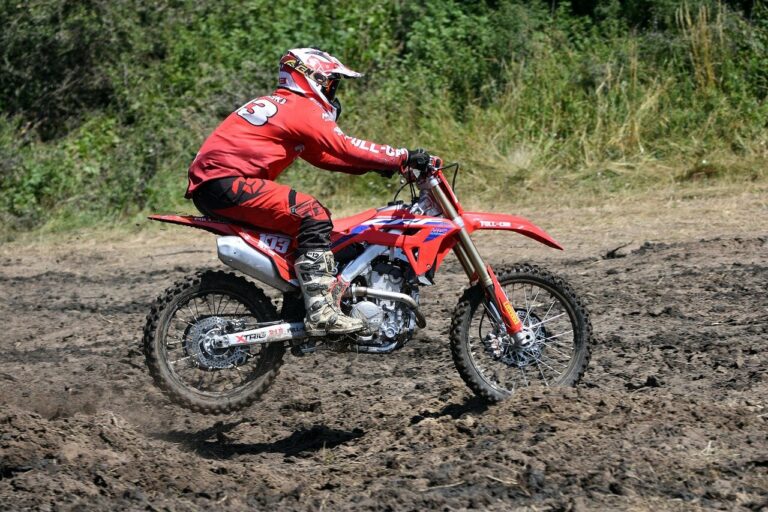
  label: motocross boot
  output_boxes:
[294,250,363,337]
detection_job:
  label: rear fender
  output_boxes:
[149,214,297,282]
[149,215,240,236]
[462,212,563,250]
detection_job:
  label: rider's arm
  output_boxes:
[295,105,407,173]
[300,149,370,175]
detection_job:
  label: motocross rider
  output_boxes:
[187,48,436,337]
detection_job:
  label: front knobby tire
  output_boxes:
[143,271,285,414]
[450,264,592,402]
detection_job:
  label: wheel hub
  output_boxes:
[482,310,549,368]
[185,317,249,370]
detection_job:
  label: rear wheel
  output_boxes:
[143,271,284,414]
[450,264,591,402]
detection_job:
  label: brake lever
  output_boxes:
[400,166,421,184]
[400,163,439,185]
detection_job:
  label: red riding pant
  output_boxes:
[192,177,332,255]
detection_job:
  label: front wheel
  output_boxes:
[450,264,592,402]
[143,271,285,414]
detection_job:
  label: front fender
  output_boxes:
[462,212,563,250]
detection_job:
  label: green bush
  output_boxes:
[0,0,766,236]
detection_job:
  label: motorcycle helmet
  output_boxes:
[278,48,362,119]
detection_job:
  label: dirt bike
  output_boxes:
[143,163,592,414]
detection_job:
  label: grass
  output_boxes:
[1,2,766,240]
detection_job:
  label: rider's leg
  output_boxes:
[293,249,363,337]
[287,191,363,336]
[191,177,362,336]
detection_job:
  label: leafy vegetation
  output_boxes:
[1,0,766,235]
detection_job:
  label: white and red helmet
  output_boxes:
[278,48,362,117]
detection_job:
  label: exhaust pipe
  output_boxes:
[217,236,298,292]
[346,285,426,328]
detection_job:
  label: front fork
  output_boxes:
[428,179,526,342]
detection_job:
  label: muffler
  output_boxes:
[217,236,298,292]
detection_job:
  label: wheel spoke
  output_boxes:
[523,285,530,321]
[539,299,557,324]
[541,342,571,359]
[524,286,541,327]
[539,355,567,371]
[541,330,573,343]
[192,298,201,319]
[184,303,199,322]
[170,355,192,365]
[202,294,213,316]
[217,295,230,315]
[535,360,550,386]
[527,312,566,329]
[233,364,247,385]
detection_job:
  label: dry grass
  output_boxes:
[677,3,723,91]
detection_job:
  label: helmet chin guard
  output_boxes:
[278,48,362,118]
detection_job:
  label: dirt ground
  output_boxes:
[1,189,766,511]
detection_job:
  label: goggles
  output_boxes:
[283,58,337,87]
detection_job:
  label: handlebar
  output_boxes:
[401,157,445,183]
[393,160,460,205]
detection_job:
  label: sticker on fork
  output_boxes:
[503,301,523,330]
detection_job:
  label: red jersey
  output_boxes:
[186,88,407,197]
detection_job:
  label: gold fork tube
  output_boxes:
[429,177,523,337]
[427,176,526,338]
[452,244,474,279]
[429,181,493,288]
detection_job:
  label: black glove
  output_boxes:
[406,148,431,171]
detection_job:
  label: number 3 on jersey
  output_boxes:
[237,98,277,126]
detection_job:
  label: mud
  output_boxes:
[1,199,767,510]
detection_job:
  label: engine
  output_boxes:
[347,259,420,349]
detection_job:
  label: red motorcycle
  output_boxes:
[143,163,592,414]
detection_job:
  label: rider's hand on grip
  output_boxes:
[401,148,439,182]
[406,148,431,171]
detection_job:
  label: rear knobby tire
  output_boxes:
[143,270,284,414]
[450,264,592,402]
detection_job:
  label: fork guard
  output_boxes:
[462,212,563,250]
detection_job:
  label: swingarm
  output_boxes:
[210,321,307,349]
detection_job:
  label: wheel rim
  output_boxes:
[160,289,272,397]
[467,278,578,394]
